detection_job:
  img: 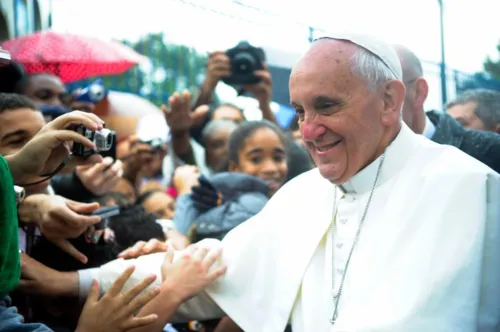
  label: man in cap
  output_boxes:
[20,34,500,331]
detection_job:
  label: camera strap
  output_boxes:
[16,155,72,187]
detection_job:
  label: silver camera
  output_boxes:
[72,125,116,157]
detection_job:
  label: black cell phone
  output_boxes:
[91,205,120,230]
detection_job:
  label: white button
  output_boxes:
[340,218,348,224]
[345,195,355,202]
[336,243,343,249]
[336,268,344,275]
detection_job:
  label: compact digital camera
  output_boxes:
[222,41,266,86]
[74,79,108,104]
[72,124,116,158]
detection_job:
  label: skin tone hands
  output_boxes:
[128,245,227,332]
[18,194,102,263]
[6,111,104,185]
[76,156,124,196]
[75,266,160,332]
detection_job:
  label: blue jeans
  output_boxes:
[0,296,51,332]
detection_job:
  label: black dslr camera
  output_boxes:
[222,41,266,86]
[72,125,116,158]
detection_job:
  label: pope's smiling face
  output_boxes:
[289,39,404,184]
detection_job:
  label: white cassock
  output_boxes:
[81,124,500,331]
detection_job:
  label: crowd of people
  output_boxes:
[0,32,499,332]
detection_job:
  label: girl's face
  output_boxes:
[229,127,288,196]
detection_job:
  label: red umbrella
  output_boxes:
[1,30,147,83]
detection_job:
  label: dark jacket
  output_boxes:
[173,172,269,241]
[428,110,500,174]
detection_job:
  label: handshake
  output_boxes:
[5,110,110,186]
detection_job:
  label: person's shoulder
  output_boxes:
[417,138,498,178]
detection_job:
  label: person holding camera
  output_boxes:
[0,107,162,331]
[195,49,276,124]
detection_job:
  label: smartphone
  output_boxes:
[91,205,120,230]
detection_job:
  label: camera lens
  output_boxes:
[233,52,256,75]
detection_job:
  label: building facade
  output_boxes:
[0,0,52,41]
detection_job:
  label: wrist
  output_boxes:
[160,281,186,305]
[170,130,190,139]
[5,153,26,184]
[18,194,45,224]
[56,271,80,297]
[202,78,218,93]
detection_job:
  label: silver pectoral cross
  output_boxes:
[330,309,338,324]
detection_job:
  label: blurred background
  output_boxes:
[1,0,499,114]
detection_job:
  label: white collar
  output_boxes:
[422,114,436,139]
[338,123,420,195]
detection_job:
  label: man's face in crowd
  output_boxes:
[212,105,245,123]
[447,102,487,131]
[0,107,49,193]
[289,39,402,184]
[23,74,70,108]
[205,126,235,171]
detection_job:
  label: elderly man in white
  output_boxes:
[26,34,499,332]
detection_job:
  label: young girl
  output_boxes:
[172,120,288,239]
[171,120,288,332]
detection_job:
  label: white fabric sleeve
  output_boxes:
[78,239,225,322]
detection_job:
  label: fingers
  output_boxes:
[163,249,174,264]
[208,264,228,281]
[53,129,96,150]
[121,274,157,304]
[47,110,104,132]
[118,240,146,259]
[107,265,135,297]
[201,247,223,271]
[192,247,209,261]
[84,279,100,306]
[143,238,169,254]
[51,238,88,264]
[125,314,159,330]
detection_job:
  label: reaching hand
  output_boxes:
[18,194,101,263]
[162,91,209,134]
[18,253,75,297]
[76,266,160,332]
[76,157,123,196]
[161,245,227,302]
[118,239,170,260]
[8,110,104,184]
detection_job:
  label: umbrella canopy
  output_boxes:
[2,30,146,83]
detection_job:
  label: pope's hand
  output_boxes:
[7,111,105,185]
[161,246,227,302]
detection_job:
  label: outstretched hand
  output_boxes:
[76,266,160,332]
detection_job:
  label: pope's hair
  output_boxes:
[350,48,403,121]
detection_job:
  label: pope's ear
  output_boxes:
[381,80,405,126]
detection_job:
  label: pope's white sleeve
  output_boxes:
[77,240,225,322]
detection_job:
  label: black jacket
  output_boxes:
[428,110,500,174]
